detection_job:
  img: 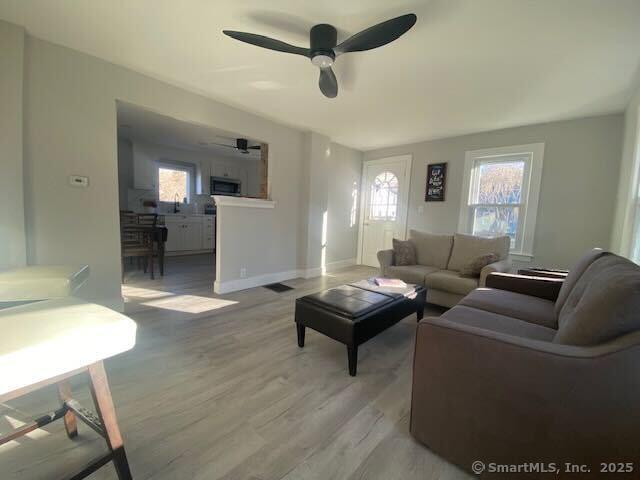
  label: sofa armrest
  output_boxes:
[376,249,395,275]
[479,258,512,287]
[410,317,640,469]
[485,272,563,301]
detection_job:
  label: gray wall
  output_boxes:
[0,22,26,268]
[611,80,640,258]
[296,133,363,274]
[364,114,624,269]
[326,142,362,265]
[117,138,133,207]
[20,31,306,308]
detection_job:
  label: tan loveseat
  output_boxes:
[377,230,511,307]
[410,249,640,478]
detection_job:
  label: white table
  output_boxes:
[0,266,136,479]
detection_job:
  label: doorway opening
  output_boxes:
[115,101,269,311]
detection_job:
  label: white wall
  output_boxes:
[364,114,624,269]
[117,138,133,207]
[326,142,362,266]
[0,22,26,268]
[20,31,307,308]
[296,133,362,276]
[611,82,640,258]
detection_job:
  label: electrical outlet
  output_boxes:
[240,268,247,278]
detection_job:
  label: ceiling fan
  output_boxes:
[223,13,417,98]
[202,138,261,154]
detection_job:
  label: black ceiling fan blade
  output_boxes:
[318,67,338,98]
[208,142,238,150]
[334,14,417,55]
[248,145,261,150]
[223,30,310,57]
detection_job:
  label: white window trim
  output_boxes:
[458,143,544,258]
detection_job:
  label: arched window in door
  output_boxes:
[369,171,399,220]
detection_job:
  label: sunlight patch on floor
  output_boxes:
[122,286,174,301]
[141,295,237,313]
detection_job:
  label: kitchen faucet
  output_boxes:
[173,193,180,213]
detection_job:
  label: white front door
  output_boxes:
[359,155,412,267]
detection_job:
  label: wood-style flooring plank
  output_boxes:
[0,254,471,480]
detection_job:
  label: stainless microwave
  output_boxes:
[210,176,241,196]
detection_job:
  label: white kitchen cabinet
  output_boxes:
[196,160,211,195]
[133,145,156,190]
[183,222,203,251]
[202,216,215,250]
[163,215,214,253]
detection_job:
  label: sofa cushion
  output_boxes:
[460,288,557,328]
[408,230,453,269]
[555,254,640,346]
[441,305,557,342]
[392,238,416,266]
[385,265,439,286]
[423,270,478,296]
[447,234,510,272]
[554,248,607,316]
[460,253,499,278]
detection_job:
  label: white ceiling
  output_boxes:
[117,102,262,160]
[2,0,640,150]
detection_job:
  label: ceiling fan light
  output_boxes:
[311,54,334,69]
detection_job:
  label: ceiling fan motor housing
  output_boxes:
[236,138,249,152]
[310,24,337,68]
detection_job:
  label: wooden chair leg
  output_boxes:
[149,254,154,280]
[88,362,133,480]
[57,381,78,439]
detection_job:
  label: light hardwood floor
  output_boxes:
[1,255,471,480]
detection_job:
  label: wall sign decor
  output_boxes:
[425,162,447,201]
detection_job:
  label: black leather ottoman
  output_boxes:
[295,283,426,376]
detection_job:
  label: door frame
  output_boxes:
[357,154,413,265]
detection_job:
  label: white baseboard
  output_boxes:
[214,269,300,294]
[213,257,358,294]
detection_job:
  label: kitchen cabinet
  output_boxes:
[202,216,215,250]
[133,145,156,190]
[163,215,214,253]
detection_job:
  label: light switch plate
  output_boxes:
[69,175,89,188]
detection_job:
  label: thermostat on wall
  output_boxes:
[69,175,89,188]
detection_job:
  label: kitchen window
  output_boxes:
[158,165,191,203]
[458,143,544,259]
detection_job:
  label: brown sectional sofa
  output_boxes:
[410,249,640,478]
[378,230,512,307]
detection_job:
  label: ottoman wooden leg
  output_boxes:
[347,345,358,376]
[88,361,133,480]
[296,323,305,347]
[57,381,78,439]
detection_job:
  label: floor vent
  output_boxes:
[264,283,294,293]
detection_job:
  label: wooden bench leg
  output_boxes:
[57,381,78,439]
[296,323,305,347]
[88,361,133,480]
[347,345,358,377]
